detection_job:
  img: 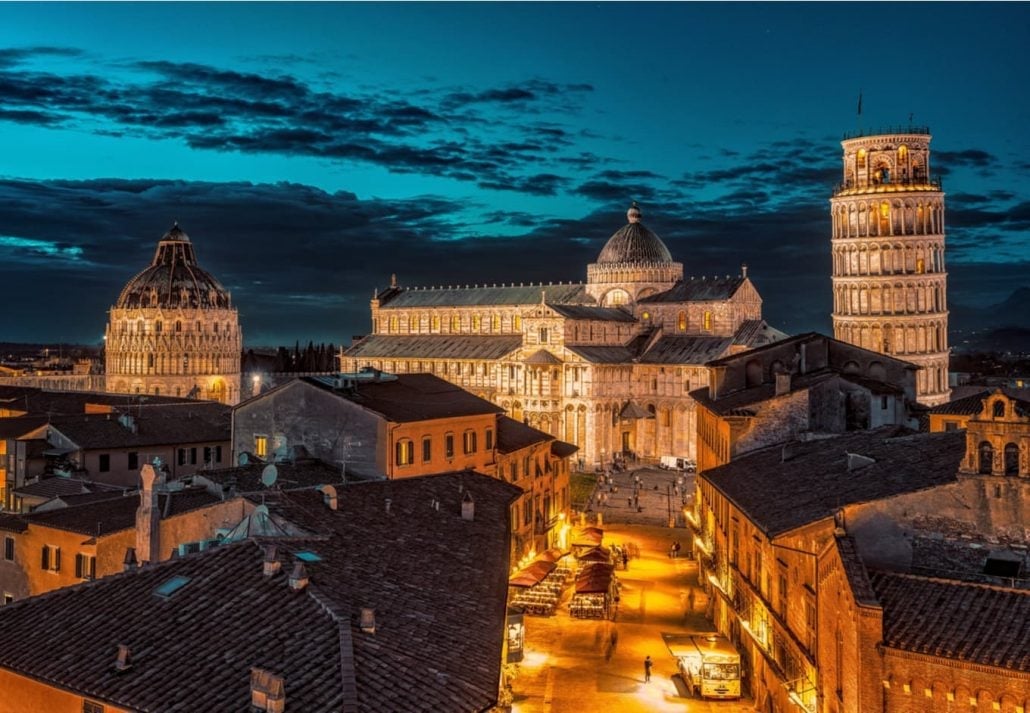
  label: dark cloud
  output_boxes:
[935,149,995,168]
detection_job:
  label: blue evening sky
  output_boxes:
[1,2,1028,345]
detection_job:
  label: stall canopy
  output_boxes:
[572,527,604,547]
[575,545,611,563]
[537,547,567,563]
[575,562,615,593]
[509,559,557,588]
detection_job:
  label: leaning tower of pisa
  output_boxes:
[830,128,950,406]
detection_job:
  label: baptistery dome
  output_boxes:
[595,203,674,265]
[105,224,241,405]
[116,224,232,310]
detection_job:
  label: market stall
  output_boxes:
[509,557,567,616]
[571,527,604,557]
[569,562,617,619]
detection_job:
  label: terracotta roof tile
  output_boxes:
[25,487,221,536]
[870,571,1030,670]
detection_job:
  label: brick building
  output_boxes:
[691,419,1029,713]
[691,333,919,471]
[0,471,520,712]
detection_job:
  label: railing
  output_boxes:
[832,176,943,195]
[842,125,931,140]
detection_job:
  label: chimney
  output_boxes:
[846,452,876,471]
[359,607,376,634]
[775,372,792,396]
[461,490,475,521]
[288,561,309,591]
[123,547,138,572]
[321,484,338,511]
[263,545,281,577]
[385,498,392,515]
[781,442,801,463]
[250,668,286,713]
[135,464,163,566]
[113,644,132,672]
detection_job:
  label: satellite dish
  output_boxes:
[261,464,279,488]
[238,453,249,466]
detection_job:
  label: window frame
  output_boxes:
[41,544,61,573]
[422,436,432,463]
[98,453,111,473]
[463,430,478,455]
[3,536,14,562]
[395,438,414,467]
[445,433,455,459]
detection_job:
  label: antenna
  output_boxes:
[261,464,279,489]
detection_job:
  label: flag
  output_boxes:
[857,91,863,116]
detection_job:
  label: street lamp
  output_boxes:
[252,374,261,395]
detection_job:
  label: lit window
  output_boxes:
[703,311,712,331]
[463,430,478,455]
[492,314,501,331]
[389,316,398,332]
[451,314,460,331]
[431,315,440,331]
[677,311,687,331]
[396,438,414,466]
[514,314,522,331]
[857,148,867,168]
[473,314,481,331]
[254,435,268,458]
[409,315,417,332]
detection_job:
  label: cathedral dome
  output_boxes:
[115,224,231,309]
[595,203,674,265]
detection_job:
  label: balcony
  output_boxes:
[833,176,942,197]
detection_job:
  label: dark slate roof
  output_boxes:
[496,416,553,454]
[378,283,590,308]
[927,388,1030,417]
[870,571,1030,670]
[595,215,674,265]
[45,402,230,450]
[638,335,732,364]
[639,276,746,303]
[548,304,637,322]
[691,369,901,416]
[0,385,199,417]
[551,440,579,459]
[200,459,348,493]
[700,428,966,537]
[0,415,47,438]
[835,537,879,607]
[344,334,522,361]
[564,345,636,364]
[0,471,520,713]
[25,487,221,536]
[0,513,27,534]
[733,319,790,348]
[305,374,504,422]
[14,476,111,499]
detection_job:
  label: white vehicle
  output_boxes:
[667,633,741,699]
[660,455,696,472]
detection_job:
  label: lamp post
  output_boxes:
[667,483,674,528]
[252,373,261,396]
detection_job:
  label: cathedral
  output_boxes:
[105,224,242,405]
[342,204,786,466]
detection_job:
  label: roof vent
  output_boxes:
[359,607,376,634]
[289,561,309,592]
[781,442,801,463]
[250,667,286,713]
[846,452,876,471]
[113,644,132,672]
[461,490,475,521]
[385,498,392,515]
[263,545,281,577]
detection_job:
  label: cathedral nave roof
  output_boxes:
[377,282,590,308]
[638,276,747,303]
[548,304,637,322]
[344,334,522,361]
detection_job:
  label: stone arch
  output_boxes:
[842,360,860,375]
[979,441,994,474]
[1004,443,1019,475]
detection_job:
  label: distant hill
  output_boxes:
[951,287,1030,353]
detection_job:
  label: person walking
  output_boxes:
[643,655,653,682]
[622,550,629,570]
[687,587,696,614]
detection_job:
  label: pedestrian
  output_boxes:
[674,541,681,558]
[622,551,629,570]
[687,587,696,613]
[611,629,619,653]
[644,655,653,682]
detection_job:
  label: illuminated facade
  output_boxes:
[343,204,786,466]
[105,224,242,404]
[830,129,950,406]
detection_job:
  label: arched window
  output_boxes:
[979,442,994,475]
[395,439,414,466]
[898,144,908,162]
[514,314,522,331]
[857,149,867,168]
[175,320,182,333]
[491,314,500,332]
[1004,443,1019,475]
[431,314,440,332]
[409,315,418,332]
[677,311,687,332]
[389,315,398,333]
[703,311,712,331]
[605,289,630,306]
[993,401,1005,419]
[472,314,481,331]
[155,321,163,334]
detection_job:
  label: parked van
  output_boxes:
[659,455,696,472]
[667,633,741,699]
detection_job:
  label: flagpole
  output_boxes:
[856,89,863,135]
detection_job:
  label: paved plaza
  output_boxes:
[510,468,755,712]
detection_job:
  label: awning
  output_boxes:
[572,527,603,547]
[575,562,615,593]
[575,545,611,563]
[536,547,568,563]
[619,401,653,420]
[509,559,557,588]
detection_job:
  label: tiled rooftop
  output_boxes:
[701,428,967,537]
[835,537,879,607]
[0,385,199,417]
[304,373,504,423]
[378,282,591,308]
[638,276,746,303]
[548,304,637,322]
[870,570,1030,670]
[927,387,1030,417]
[638,335,733,365]
[43,402,230,449]
[496,415,553,454]
[199,458,350,493]
[0,471,521,712]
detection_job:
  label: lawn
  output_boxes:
[569,471,598,511]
